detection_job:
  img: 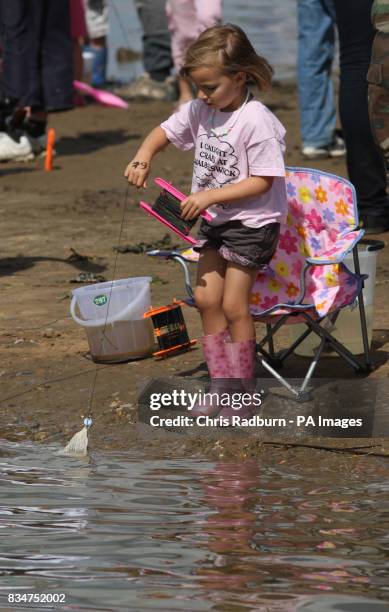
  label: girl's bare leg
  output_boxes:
[195,248,228,335]
[223,263,257,342]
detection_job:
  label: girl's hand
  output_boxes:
[124,159,150,188]
[180,191,212,220]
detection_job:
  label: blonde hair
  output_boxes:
[180,24,273,91]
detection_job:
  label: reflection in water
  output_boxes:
[195,460,307,609]
[189,457,388,610]
[196,461,261,603]
[0,441,388,611]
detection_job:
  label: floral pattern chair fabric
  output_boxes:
[249,167,364,319]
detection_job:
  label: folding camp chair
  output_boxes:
[148,167,383,400]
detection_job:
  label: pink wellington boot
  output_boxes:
[191,329,231,417]
[218,338,258,422]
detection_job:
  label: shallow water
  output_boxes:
[1,440,389,611]
[107,0,297,83]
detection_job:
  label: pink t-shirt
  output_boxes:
[160,97,287,228]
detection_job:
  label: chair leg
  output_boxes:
[301,313,363,371]
[300,337,326,394]
[257,317,291,368]
[277,324,313,362]
[357,295,372,370]
[352,248,372,370]
[259,310,367,402]
[259,318,316,368]
[260,358,301,398]
[266,324,275,358]
[260,335,326,402]
[259,314,320,366]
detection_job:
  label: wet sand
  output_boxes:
[1,83,389,459]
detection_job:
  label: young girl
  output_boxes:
[124,24,287,418]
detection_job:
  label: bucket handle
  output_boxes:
[359,238,385,252]
[70,280,151,328]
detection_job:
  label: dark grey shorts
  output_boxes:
[194,220,280,269]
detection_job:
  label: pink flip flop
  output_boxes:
[73,80,129,109]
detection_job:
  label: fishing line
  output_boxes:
[5,185,131,457]
[87,183,130,416]
[0,185,131,417]
[0,364,118,405]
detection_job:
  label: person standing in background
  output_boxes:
[368,0,389,172]
[0,0,73,162]
[166,0,222,108]
[123,0,174,100]
[71,0,88,83]
[333,0,389,233]
[297,0,345,159]
[84,0,109,88]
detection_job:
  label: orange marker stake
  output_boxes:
[44,128,55,172]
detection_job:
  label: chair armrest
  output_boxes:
[306,229,364,265]
[147,248,199,263]
[146,249,181,259]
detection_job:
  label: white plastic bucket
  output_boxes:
[289,242,382,357]
[70,277,154,362]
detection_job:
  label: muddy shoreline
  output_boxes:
[1,83,389,459]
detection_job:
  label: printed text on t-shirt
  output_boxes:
[193,134,241,190]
